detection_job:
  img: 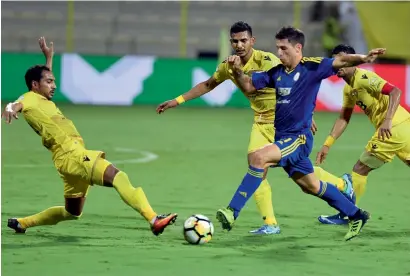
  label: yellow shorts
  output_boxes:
[54,149,111,198]
[366,118,410,163]
[248,123,275,153]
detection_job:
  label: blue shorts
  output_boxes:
[273,132,314,177]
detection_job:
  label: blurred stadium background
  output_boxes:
[1,1,410,110]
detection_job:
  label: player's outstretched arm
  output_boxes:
[1,102,23,124]
[378,86,402,140]
[315,107,353,164]
[156,77,221,114]
[39,36,54,71]
[332,48,386,69]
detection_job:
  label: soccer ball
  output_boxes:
[183,214,214,245]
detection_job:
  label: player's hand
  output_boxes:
[311,119,318,135]
[364,48,386,63]
[227,55,242,72]
[1,103,19,124]
[156,99,178,114]
[39,36,54,59]
[378,119,392,140]
[315,145,329,165]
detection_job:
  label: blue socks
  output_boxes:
[317,181,359,217]
[228,166,264,218]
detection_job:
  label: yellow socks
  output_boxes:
[112,171,157,223]
[18,206,79,229]
[253,179,278,225]
[351,172,368,204]
[314,166,345,192]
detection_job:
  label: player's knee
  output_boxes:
[355,152,383,175]
[352,161,370,176]
[300,186,311,194]
[65,197,85,217]
[103,164,120,187]
[249,150,266,168]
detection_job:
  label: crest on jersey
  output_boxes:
[294,72,300,81]
[369,77,380,87]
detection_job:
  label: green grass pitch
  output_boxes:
[2,105,410,275]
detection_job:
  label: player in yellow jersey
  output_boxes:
[156,21,282,235]
[2,37,177,235]
[156,21,345,235]
[315,44,410,225]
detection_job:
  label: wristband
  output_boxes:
[175,95,185,104]
[6,103,13,112]
[324,135,335,147]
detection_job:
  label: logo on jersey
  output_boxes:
[369,77,380,87]
[361,74,368,79]
[277,99,290,104]
[264,56,271,61]
[371,144,378,150]
[294,72,300,82]
[278,87,291,96]
[83,156,90,162]
[277,76,281,82]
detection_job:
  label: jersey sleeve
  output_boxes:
[251,67,277,90]
[265,53,281,68]
[316,57,337,79]
[15,93,36,112]
[342,85,356,108]
[212,62,228,83]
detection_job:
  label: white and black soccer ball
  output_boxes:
[183,214,214,245]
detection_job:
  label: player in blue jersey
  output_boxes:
[215,26,385,241]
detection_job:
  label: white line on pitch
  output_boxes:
[2,147,159,168]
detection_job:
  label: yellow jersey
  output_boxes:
[213,49,281,123]
[342,68,410,128]
[17,91,84,161]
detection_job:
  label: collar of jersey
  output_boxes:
[29,91,47,100]
[242,49,256,71]
[349,68,359,86]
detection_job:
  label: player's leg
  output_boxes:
[247,123,280,235]
[396,119,410,168]
[8,174,88,233]
[290,169,370,241]
[318,128,400,225]
[90,153,177,236]
[317,157,374,225]
[216,143,282,231]
[313,166,349,194]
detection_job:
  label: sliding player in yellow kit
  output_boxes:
[2,37,177,235]
[315,44,410,225]
[156,21,351,235]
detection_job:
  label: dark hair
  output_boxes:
[25,65,50,90]
[331,44,356,56]
[230,21,253,36]
[275,26,305,48]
